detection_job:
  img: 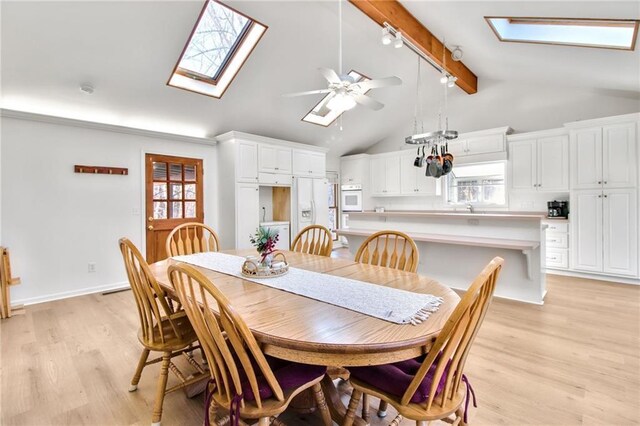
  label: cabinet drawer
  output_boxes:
[545,221,568,233]
[258,173,292,186]
[546,248,569,269]
[546,232,568,248]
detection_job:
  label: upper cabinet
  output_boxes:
[400,151,439,195]
[340,155,369,185]
[237,141,259,183]
[370,154,401,196]
[259,145,292,174]
[509,132,569,192]
[448,134,506,158]
[570,122,637,190]
[293,150,326,177]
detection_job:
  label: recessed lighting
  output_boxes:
[79,83,94,95]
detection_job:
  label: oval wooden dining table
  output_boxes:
[149,249,460,426]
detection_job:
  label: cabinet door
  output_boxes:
[467,135,504,155]
[538,135,569,192]
[275,147,293,174]
[258,144,277,173]
[237,141,258,182]
[385,155,401,195]
[603,122,637,189]
[236,184,260,249]
[571,190,603,272]
[448,139,466,156]
[292,150,310,176]
[400,152,418,194]
[570,127,602,189]
[309,152,326,177]
[341,159,361,184]
[509,139,537,191]
[370,157,386,195]
[416,170,438,195]
[603,188,638,276]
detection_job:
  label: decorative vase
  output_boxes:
[261,253,274,267]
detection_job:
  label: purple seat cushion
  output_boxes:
[236,355,326,401]
[349,354,449,404]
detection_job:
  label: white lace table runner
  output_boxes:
[172,252,443,325]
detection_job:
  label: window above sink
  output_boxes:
[446,161,507,206]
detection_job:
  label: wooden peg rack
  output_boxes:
[74,165,128,175]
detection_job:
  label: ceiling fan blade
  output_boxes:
[318,67,342,84]
[282,89,332,98]
[352,93,384,111]
[353,76,402,91]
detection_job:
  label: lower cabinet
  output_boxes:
[544,220,569,270]
[571,188,638,277]
[236,184,260,249]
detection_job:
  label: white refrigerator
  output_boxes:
[292,177,330,236]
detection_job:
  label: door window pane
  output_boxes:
[153,201,167,219]
[184,184,196,200]
[153,183,167,200]
[185,201,197,218]
[184,165,196,181]
[169,164,182,181]
[153,162,167,180]
[170,183,183,200]
[171,201,183,218]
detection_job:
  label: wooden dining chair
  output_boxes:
[291,225,333,257]
[343,257,504,426]
[168,262,332,426]
[119,238,207,426]
[166,222,220,258]
[354,230,419,273]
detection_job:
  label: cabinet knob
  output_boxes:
[604,194,608,198]
[598,195,602,198]
[598,181,602,184]
[603,181,607,185]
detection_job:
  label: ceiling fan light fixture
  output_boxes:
[327,92,357,111]
[381,27,392,45]
[394,31,403,48]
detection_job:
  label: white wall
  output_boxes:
[1,116,218,305]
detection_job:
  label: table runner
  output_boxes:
[172,252,443,325]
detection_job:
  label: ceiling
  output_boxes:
[1,1,639,158]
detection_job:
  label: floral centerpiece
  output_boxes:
[249,226,280,266]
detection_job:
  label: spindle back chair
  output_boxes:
[166,222,220,258]
[291,225,333,257]
[354,230,419,273]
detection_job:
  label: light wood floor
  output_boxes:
[1,249,639,426]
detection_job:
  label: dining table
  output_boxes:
[149,249,460,426]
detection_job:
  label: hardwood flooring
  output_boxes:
[1,249,639,425]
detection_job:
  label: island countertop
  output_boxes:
[347,210,547,220]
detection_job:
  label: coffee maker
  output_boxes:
[547,200,569,218]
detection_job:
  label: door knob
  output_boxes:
[148,217,154,222]
[148,225,154,230]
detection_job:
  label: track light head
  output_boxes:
[393,31,403,48]
[381,27,392,45]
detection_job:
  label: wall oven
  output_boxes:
[341,184,363,212]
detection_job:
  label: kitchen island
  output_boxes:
[337,210,548,304]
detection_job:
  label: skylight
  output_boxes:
[302,71,370,127]
[168,1,267,98]
[485,17,639,50]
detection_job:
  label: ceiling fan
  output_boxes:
[283,0,402,115]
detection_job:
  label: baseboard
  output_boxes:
[545,269,640,285]
[12,282,130,306]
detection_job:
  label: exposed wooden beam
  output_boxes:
[349,0,478,94]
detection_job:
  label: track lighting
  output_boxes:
[439,74,448,84]
[447,79,456,88]
[394,31,403,48]
[381,27,392,45]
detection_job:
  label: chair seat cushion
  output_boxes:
[349,354,448,404]
[238,355,326,401]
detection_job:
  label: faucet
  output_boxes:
[466,203,475,213]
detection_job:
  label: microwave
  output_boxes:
[341,184,363,212]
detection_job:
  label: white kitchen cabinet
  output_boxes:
[293,150,326,177]
[509,135,569,192]
[603,188,638,276]
[450,134,505,157]
[571,188,638,277]
[370,154,401,196]
[237,141,259,183]
[341,155,369,185]
[400,151,438,195]
[571,190,603,273]
[259,145,292,174]
[571,123,636,190]
[260,221,290,251]
[236,183,260,249]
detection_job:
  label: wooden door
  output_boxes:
[145,154,204,263]
[538,135,569,192]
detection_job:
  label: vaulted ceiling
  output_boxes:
[1,1,639,158]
